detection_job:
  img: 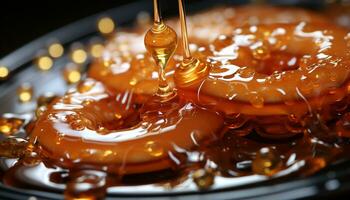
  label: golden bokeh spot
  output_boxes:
[37,56,53,71]
[48,43,64,58]
[98,17,115,34]
[0,66,9,79]
[71,49,87,64]
[90,44,104,58]
[17,83,33,103]
[68,70,81,84]
[63,68,81,84]
[0,124,11,135]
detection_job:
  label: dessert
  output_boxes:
[1,1,350,199]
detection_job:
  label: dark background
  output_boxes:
[0,0,136,57]
[0,0,325,58]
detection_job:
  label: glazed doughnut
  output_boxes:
[31,79,224,174]
[89,6,331,97]
[174,22,350,138]
[192,22,350,116]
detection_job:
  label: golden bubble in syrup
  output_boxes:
[225,113,248,130]
[48,43,64,58]
[252,147,282,176]
[17,83,33,103]
[37,56,53,71]
[0,118,24,136]
[0,66,9,79]
[145,141,164,157]
[249,93,264,108]
[98,17,115,35]
[252,45,270,60]
[192,168,215,190]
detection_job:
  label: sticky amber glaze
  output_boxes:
[89,5,332,98]
[195,23,350,116]
[31,79,224,174]
[3,4,350,196]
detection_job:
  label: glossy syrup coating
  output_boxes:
[89,5,331,98]
[4,4,350,195]
[31,78,224,174]
[196,23,350,116]
[89,6,350,138]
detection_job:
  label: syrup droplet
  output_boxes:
[144,0,177,99]
[252,147,282,176]
[174,0,209,88]
[192,168,215,190]
[249,93,264,108]
[17,83,33,103]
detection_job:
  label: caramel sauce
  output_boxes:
[1,2,350,198]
